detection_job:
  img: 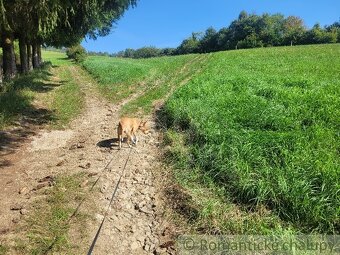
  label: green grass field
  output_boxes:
[81,44,339,234]
[82,54,208,116]
[162,44,340,233]
[2,45,338,241]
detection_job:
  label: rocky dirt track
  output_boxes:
[0,65,177,255]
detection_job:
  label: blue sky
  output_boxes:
[82,0,340,53]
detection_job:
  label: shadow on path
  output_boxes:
[0,63,64,165]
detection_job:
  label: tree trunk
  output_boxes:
[27,44,33,71]
[32,43,39,68]
[19,37,29,74]
[2,33,17,80]
[37,44,42,66]
[0,63,3,87]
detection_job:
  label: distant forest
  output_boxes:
[90,11,340,58]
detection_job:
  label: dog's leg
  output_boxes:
[132,130,138,145]
[134,134,138,145]
[118,124,122,149]
[118,134,122,149]
[127,133,132,148]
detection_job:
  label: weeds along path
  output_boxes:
[0,64,175,254]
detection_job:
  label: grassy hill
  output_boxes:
[162,44,340,233]
[82,53,209,116]
[82,44,340,234]
[1,44,338,255]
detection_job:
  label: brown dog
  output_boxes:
[117,117,148,149]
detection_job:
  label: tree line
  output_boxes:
[112,11,340,58]
[0,0,137,83]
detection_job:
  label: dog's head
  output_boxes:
[138,120,149,134]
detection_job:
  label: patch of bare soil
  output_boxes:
[0,65,177,254]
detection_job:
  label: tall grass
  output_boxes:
[163,44,340,233]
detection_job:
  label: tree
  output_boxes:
[0,0,17,79]
[176,32,201,54]
[160,48,176,56]
[237,33,263,49]
[228,12,262,49]
[66,44,87,62]
[0,0,138,80]
[304,23,337,44]
[326,20,340,42]
[283,16,306,46]
[238,10,248,20]
[124,48,136,58]
[110,12,339,59]
[216,27,231,51]
[199,27,218,53]
[133,47,160,58]
[258,13,285,46]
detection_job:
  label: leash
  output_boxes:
[42,149,123,255]
[87,147,133,255]
[68,155,116,220]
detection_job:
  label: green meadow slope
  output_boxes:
[82,54,209,115]
[83,44,339,234]
[163,44,340,233]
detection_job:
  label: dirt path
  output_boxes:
[0,65,176,254]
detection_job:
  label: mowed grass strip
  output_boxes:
[48,66,84,129]
[162,44,340,233]
[43,51,84,128]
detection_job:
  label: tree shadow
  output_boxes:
[0,63,61,161]
[153,104,171,131]
[0,107,56,160]
[10,63,64,93]
[164,184,199,223]
[0,128,35,159]
[0,159,12,168]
